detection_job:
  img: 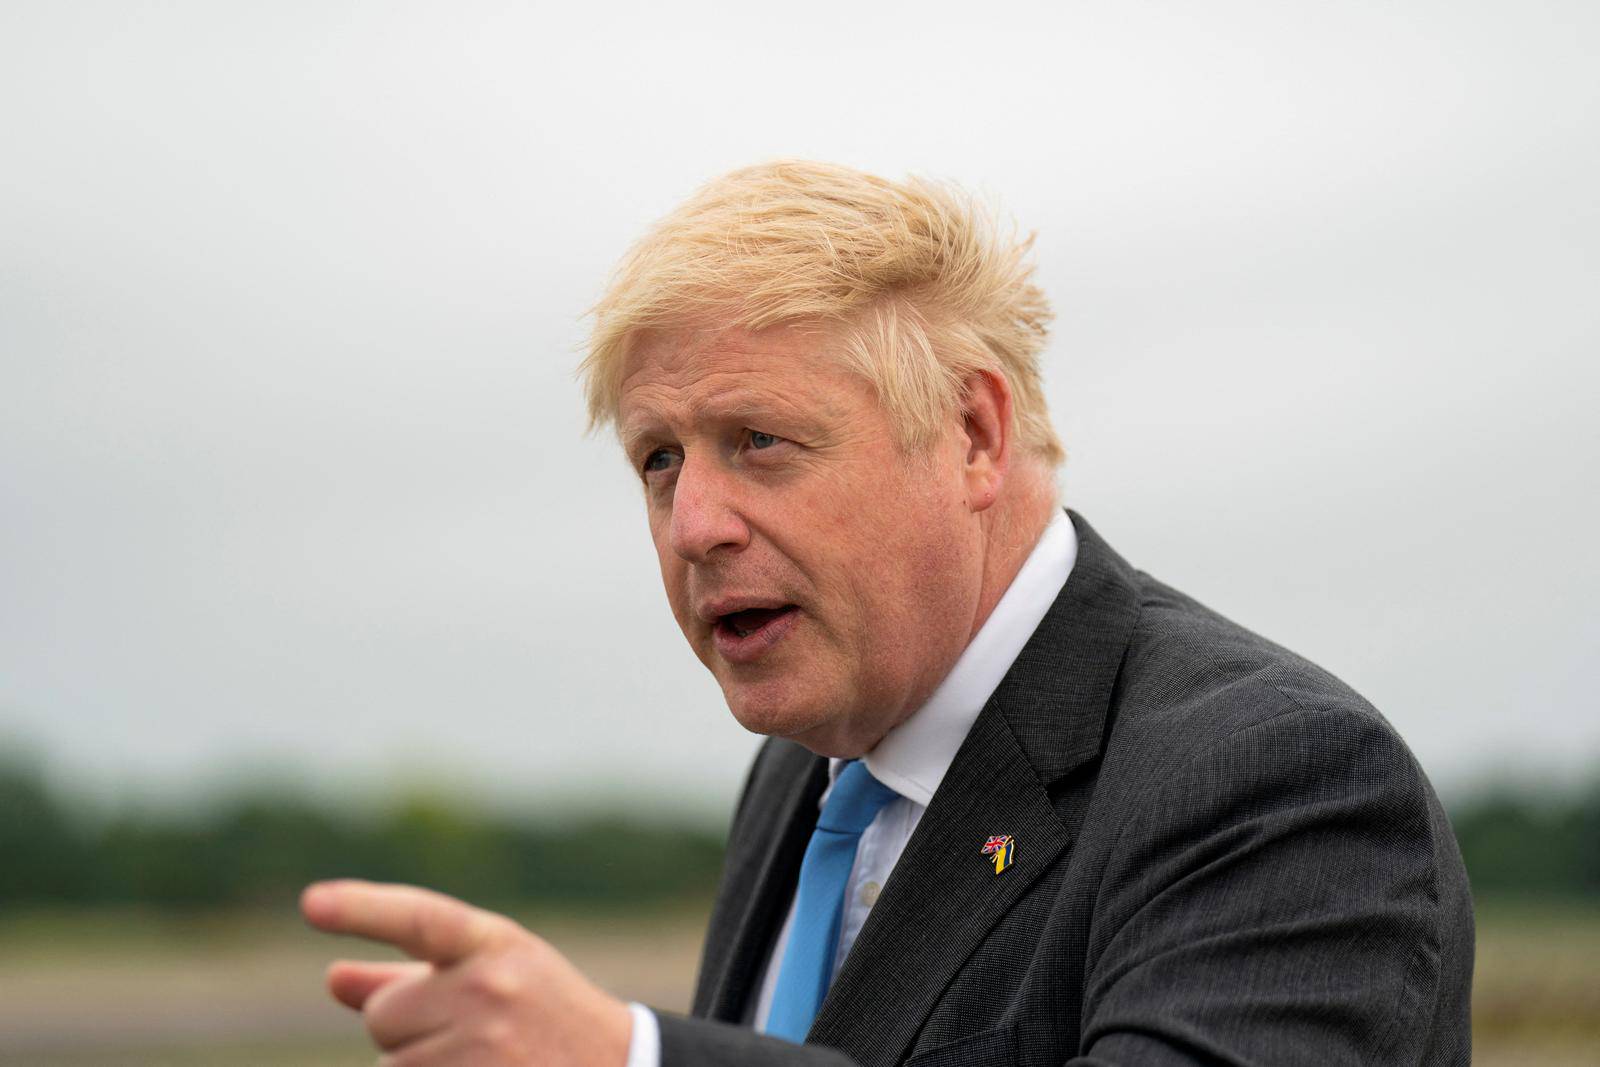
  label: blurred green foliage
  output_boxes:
[2,751,1597,909]
[1449,779,1600,899]
[0,754,725,912]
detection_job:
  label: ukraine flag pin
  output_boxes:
[981,834,1015,874]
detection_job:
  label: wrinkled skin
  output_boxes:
[618,323,1023,756]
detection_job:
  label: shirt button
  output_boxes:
[860,880,881,907]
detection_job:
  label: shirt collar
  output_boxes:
[828,510,1078,806]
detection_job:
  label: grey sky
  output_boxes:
[2,1,1596,814]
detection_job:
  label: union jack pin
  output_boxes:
[981,834,1015,875]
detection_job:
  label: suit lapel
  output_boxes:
[987,511,1141,787]
[808,709,1068,1065]
[693,742,828,1022]
[807,511,1142,1065]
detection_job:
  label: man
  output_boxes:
[302,161,1474,1065]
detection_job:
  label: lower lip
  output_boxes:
[713,607,800,664]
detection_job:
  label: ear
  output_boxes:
[959,370,1012,513]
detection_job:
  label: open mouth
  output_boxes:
[711,604,801,662]
[716,605,798,640]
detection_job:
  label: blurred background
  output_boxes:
[2,1,1596,1063]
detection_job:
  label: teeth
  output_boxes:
[721,607,788,640]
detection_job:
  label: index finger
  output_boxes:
[301,879,507,965]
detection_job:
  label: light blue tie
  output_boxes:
[766,759,900,1042]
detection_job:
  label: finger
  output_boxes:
[377,1024,458,1067]
[301,880,507,964]
[326,959,430,1011]
[362,964,452,1052]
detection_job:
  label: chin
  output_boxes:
[724,691,879,758]
[721,681,835,743]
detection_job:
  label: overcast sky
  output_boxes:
[2,1,1595,816]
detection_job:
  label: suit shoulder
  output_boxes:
[1078,576,1475,1065]
[1095,569,1460,837]
[1111,570,1397,753]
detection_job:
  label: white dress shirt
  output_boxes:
[626,512,1078,1066]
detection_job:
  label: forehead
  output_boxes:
[617,324,866,430]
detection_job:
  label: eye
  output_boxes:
[641,448,678,474]
[748,430,780,450]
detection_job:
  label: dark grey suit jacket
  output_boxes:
[655,513,1474,1065]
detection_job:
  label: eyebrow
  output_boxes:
[619,392,819,454]
[618,421,663,458]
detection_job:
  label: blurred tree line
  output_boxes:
[1449,780,1600,899]
[0,754,725,912]
[2,752,1597,910]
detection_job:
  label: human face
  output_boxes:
[617,325,987,757]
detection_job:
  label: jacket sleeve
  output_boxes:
[1070,705,1472,1066]
[656,1011,861,1067]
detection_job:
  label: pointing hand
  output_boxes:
[302,880,632,1065]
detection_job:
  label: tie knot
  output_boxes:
[816,760,899,835]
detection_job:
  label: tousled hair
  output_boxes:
[581,160,1064,467]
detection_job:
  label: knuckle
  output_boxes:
[362,973,425,1050]
[466,956,525,1002]
[364,993,399,1037]
[479,912,522,948]
[364,1011,409,1051]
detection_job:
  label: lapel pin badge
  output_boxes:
[981,834,1015,875]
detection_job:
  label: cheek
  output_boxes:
[803,466,958,609]
[859,485,977,641]
[650,531,693,626]
[800,470,917,560]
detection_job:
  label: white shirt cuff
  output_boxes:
[624,1002,661,1067]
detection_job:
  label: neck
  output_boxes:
[969,464,1057,641]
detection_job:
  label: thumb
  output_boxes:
[326,959,430,1011]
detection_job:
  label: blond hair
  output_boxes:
[581,160,1064,467]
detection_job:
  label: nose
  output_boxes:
[668,455,751,562]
